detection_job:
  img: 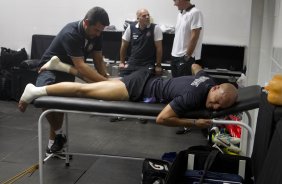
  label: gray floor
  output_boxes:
[0,99,207,184]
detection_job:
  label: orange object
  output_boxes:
[264,74,282,106]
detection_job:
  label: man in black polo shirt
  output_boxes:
[36,7,110,158]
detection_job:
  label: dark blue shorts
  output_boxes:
[121,69,152,102]
[36,70,75,87]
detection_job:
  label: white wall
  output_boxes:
[0,0,252,56]
[255,0,282,86]
[197,0,252,46]
[271,0,282,77]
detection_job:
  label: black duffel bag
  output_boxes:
[141,158,170,184]
[0,47,28,69]
[165,145,253,184]
[0,70,12,100]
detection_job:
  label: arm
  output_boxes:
[92,51,108,78]
[186,28,201,57]
[156,104,212,128]
[72,57,107,83]
[119,26,131,68]
[119,39,129,68]
[191,63,203,75]
[154,40,163,75]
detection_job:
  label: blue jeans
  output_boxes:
[36,70,75,87]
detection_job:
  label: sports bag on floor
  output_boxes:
[0,47,28,69]
[141,158,170,184]
[165,145,253,184]
[0,70,11,100]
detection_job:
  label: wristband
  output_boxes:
[184,54,191,62]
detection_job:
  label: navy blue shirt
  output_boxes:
[39,21,103,66]
[128,23,156,67]
[142,70,216,116]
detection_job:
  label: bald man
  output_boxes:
[119,8,163,76]
[19,58,237,130]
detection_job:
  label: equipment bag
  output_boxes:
[0,70,12,100]
[0,47,28,70]
[165,145,253,184]
[141,158,170,184]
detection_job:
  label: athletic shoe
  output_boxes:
[176,127,191,135]
[45,148,73,160]
[210,126,220,134]
[212,133,241,153]
[215,132,241,145]
[50,134,67,153]
[109,116,126,122]
[138,118,148,124]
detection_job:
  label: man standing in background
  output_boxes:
[172,0,204,134]
[119,8,163,76]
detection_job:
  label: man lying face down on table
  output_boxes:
[18,56,238,129]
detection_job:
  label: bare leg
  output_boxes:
[45,111,64,140]
[46,81,129,100]
[18,80,129,112]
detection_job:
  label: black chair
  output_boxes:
[10,34,55,101]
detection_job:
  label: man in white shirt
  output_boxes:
[171,0,204,77]
[172,0,204,134]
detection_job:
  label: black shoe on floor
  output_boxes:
[110,116,126,122]
[50,134,67,153]
[45,148,72,160]
[138,118,148,124]
[176,127,191,135]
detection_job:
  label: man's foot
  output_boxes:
[45,147,73,160]
[18,83,36,112]
[176,127,191,135]
[39,56,61,73]
[18,83,47,112]
[18,100,28,113]
[50,134,67,153]
[38,56,71,73]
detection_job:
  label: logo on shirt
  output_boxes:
[87,43,93,52]
[191,76,210,87]
[133,33,139,40]
[146,31,152,37]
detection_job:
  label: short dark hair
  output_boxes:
[84,7,110,26]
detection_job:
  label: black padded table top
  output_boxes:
[33,85,262,119]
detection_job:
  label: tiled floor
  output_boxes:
[0,99,207,184]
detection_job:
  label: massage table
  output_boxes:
[33,85,262,184]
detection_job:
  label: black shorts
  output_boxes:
[121,69,152,102]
